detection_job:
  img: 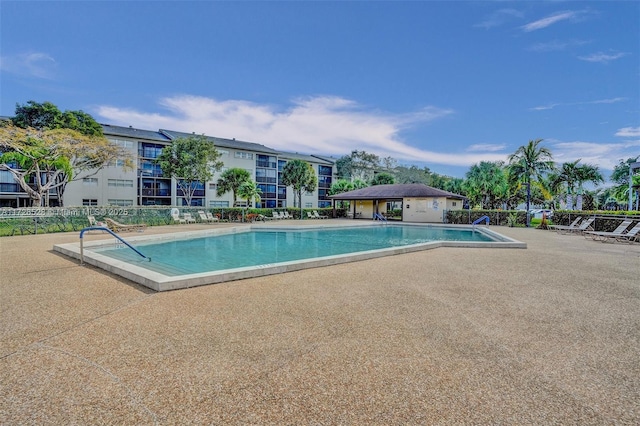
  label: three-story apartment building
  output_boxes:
[0,123,336,209]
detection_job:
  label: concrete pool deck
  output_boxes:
[1,220,639,424]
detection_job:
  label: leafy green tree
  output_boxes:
[531,174,559,210]
[393,165,431,184]
[352,179,368,189]
[1,113,128,206]
[156,135,223,206]
[443,177,465,196]
[13,100,103,136]
[281,159,317,218]
[216,168,252,207]
[371,172,395,186]
[237,180,262,207]
[335,155,353,180]
[463,161,508,209]
[350,150,381,182]
[328,179,355,196]
[508,139,554,225]
[328,179,355,209]
[610,156,640,208]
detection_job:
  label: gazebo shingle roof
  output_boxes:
[328,184,465,200]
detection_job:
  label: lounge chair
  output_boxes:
[105,218,147,233]
[313,210,328,219]
[584,220,633,242]
[615,222,640,244]
[306,211,316,219]
[171,209,186,224]
[548,216,582,233]
[562,217,595,235]
[87,215,106,227]
[281,211,293,219]
[272,211,282,220]
[183,213,197,224]
[197,210,218,223]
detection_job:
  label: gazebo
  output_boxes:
[329,184,466,223]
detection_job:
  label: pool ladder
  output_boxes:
[79,226,150,264]
[472,215,490,230]
[373,213,388,223]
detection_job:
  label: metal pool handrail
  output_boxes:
[472,215,490,226]
[79,226,150,264]
[373,213,387,222]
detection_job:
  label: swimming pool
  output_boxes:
[54,222,526,291]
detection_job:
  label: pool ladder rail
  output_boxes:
[79,226,151,264]
[373,213,388,223]
[472,215,490,229]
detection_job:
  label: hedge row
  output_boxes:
[0,206,337,236]
[446,209,640,231]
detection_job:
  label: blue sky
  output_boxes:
[1,1,638,179]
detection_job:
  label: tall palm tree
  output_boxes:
[508,139,555,226]
[551,160,604,210]
[575,162,604,210]
[552,160,581,209]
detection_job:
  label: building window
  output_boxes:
[217,149,229,156]
[256,168,277,183]
[108,138,134,149]
[305,202,313,208]
[234,151,254,160]
[82,199,98,206]
[108,179,134,187]
[256,155,277,168]
[108,159,126,167]
[452,202,457,207]
[209,201,229,208]
[83,178,98,185]
[318,165,332,176]
[108,199,133,206]
[209,183,217,190]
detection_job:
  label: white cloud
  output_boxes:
[549,139,640,170]
[616,126,640,137]
[578,51,628,63]
[474,8,523,30]
[467,144,507,152]
[530,97,626,111]
[96,95,509,167]
[521,11,581,32]
[528,39,590,52]
[0,52,56,79]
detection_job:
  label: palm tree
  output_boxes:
[610,156,640,209]
[216,168,251,207]
[551,160,581,210]
[463,161,507,209]
[575,162,604,210]
[508,139,555,226]
[551,160,604,210]
[237,181,262,208]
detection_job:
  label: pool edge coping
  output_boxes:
[53,223,526,292]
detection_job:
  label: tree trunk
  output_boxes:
[566,193,573,210]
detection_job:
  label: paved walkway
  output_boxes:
[1,222,639,424]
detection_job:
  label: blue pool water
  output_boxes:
[95,225,494,276]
